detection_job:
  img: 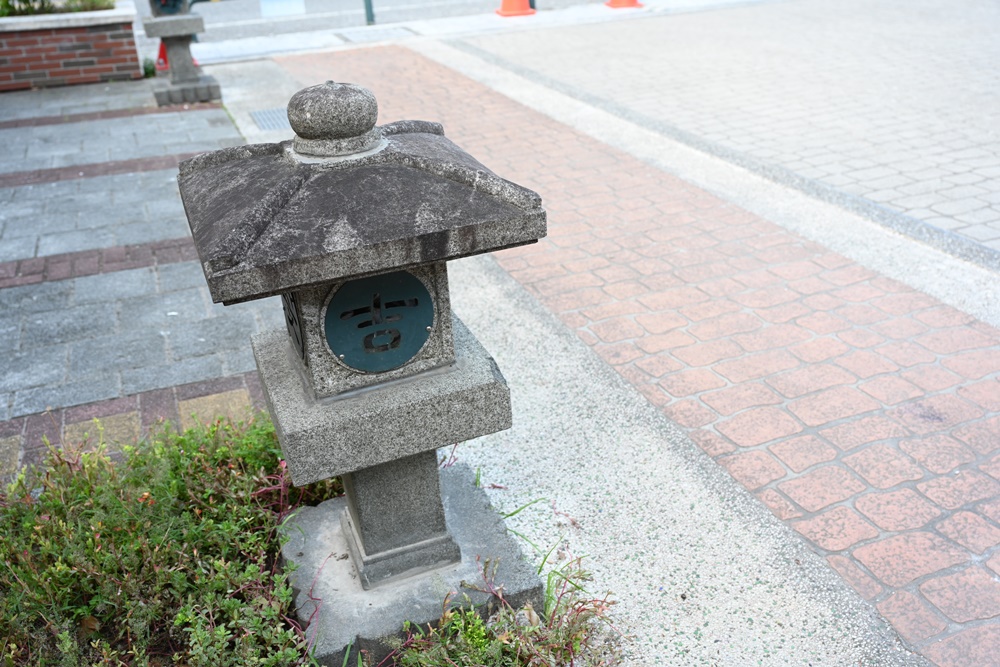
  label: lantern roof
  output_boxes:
[177,81,546,305]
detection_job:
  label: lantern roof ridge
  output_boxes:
[178,117,546,305]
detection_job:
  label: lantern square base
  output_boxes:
[341,508,462,589]
[152,75,221,106]
[251,314,512,485]
[280,463,543,666]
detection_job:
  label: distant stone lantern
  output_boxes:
[142,0,220,106]
[177,81,547,664]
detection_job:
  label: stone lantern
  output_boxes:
[143,0,220,106]
[177,81,546,664]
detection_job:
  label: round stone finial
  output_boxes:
[287,81,382,157]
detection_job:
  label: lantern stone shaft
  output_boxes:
[177,81,546,664]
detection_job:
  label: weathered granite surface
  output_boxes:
[178,113,546,305]
[142,14,203,38]
[341,450,462,589]
[252,314,511,485]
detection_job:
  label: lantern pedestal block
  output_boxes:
[251,316,512,486]
[341,450,462,590]
[280,463,544,666]
[143,13,220,105]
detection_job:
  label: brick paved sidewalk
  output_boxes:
[270,45,1000,666]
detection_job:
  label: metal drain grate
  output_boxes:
[250,107,292,131]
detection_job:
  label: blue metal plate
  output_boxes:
[324,271,434,373]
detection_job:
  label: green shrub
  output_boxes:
[0,0,54,17]
[389,559,621,666]
[0,0,113,17]
[0,415,341,666]
[0,415,621,666]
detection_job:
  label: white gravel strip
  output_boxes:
[448,254,927,666]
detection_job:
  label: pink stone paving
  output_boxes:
[268,44,1000,665]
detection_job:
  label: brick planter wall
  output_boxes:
[0,0,141,92]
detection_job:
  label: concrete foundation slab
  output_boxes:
[280,462,543,666]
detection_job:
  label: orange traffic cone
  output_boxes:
[496,0,534,17]
[154,39,200,73]
[605,0,642,7]
[155,41,169,72]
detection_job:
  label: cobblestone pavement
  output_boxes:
[0,82,282,455]
[266,43,999,665]
[1,4,998,663]
[455,0,1000,267]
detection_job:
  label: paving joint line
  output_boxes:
[0,152,204,188]
[0,102,223,131]
[446,39,1000,274]
[0,237,197,289]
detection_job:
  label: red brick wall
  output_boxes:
[0,22,142,92]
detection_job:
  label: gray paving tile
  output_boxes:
[121,355,225,396]
[5,210,79,238]
[892,193,941,210]
[69,331,167,375]
[931,199,989,216]
[21,302,117,349]
[143,197,185,221]
[866,189,905,204]
[12,373,120,419]
[463,0,1000,260]
[37,228,118,257]
[0,78,149,120]
[0,281,73,314]
[72,267,158,305]
[0,198,44,222]
[943,173,987,186]
[961,225,1000,241]
[941,184,990,199]
[0,346,68,393]
[249,298,285,329]
[898,180,944,196]
[954,208,1000,225]
[156,261,207,293]
[221,345,256,375]
[118,288,211,329]
[0,315,20,353]
[167,311,258,360]
[2,110,241,174]
[115,219,190,247]
[0,236,37,262]
[42,191,111,216]
[866,175,913,190]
